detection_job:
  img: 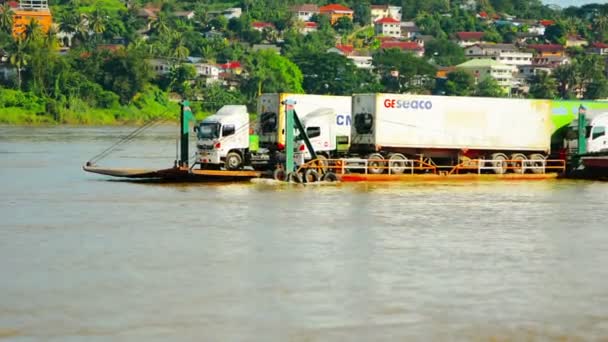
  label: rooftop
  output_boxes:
[319,4,352,13]
[375,17,400,24]
[457,59,509,68]
[291,4,319,12]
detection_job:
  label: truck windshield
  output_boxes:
[197,122,220,139]
[260,112,277,134]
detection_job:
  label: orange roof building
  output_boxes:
[319,4,353,25]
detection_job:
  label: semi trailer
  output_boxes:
[257,93,352,151]
[350,93,556,174]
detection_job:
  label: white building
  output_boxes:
[370,4,401,24]
[291,4,319,22]
[147,59,171,76]
[465,44,532,66]
[374,17,401,38]
[457,59,517,89]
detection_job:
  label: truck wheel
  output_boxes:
[490,153,508,174]
[304,169,320,183]
[225,152,242,170]
[273,168,286,181]
[322,172,338,182]
[528,153,546,174]
[287,172,303,183]
[388,153,408,174]
[367,153,385,174]
[510,153,527,174]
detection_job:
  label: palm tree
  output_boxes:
[44,26,59,50]
[89,9,107,36]
[151,11,170,36]
[24,18,43,42]
[9,39,30,90]
[74,14,90,45]
[0,4,14,34]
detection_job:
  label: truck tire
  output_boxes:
[225,152,242,170]
[273,168,286,181]
[303,169,320,183]
[367,153,385,174]
[288,172,303,183]
[510,153,527,174]
[490,153,508,174]
[528,153,546,174]
[322,172,338,182]
[388,153,408,174]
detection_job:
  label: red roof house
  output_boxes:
[380,41,424,56]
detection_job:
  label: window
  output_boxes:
[197,122,220,139]
[222,124,235,137]
[260,112,277,133]
[592,126,606,140]
[306,126,321,138]
[354,113,373,134]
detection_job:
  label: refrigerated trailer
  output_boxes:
[350,93,555,174]
[257,93,352,150]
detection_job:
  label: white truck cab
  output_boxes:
[196,105,250,170]
[565,112,608,154]
[295,108,351,165]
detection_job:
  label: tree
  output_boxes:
[293,51,362,95]
[444,70,474,96]
[201,83,245,112]
[89,9,107,37]
[544,21,567,45]
[474,77,505,97]
[352,1,371,26]
[373,48,437,93]
[8,39,30,90]
[0,4,14,34]
[24,19,43,42]
[424,39,466,66]
[100,50,153,104]
[528,71,557,99]
[333,16,353,34]
[241,49,303,98]
[553,64,578,99]
[585,78,608,100]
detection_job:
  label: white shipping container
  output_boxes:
[351,94,554,153]
[257,93,352,148]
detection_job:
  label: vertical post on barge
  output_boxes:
[577,104,587,156]
[284,99,296,174]
[179,100,194,167]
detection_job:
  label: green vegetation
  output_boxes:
[0,0,607,125]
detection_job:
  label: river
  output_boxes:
[1,125,608,341]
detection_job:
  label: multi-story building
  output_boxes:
[374,17,401,38]
[589,42,608,56]
[11,0,52,37]
[370,4,401,24]
[527,44,565,58]
[319,4,353,25]
[465,44,532,66]
[457,59,517,89]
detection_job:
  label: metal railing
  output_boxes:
[297,157,566,176]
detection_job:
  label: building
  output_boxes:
[300,21,318,35]
[457,59,517,89]
[465,44,532,66]
[251,21,274,32]
[518,56,571,78]
[374,17,401,38]
[527,44,565,58]
[193,63,221,85]
[147,59,171,76]
[565,35,588,48]
[319,4,353,25]
[208,7,242,20]
[454,32,485,47]
[370,4,401,24]
[327,45,373,70]
[11,0,52,37]
[380,41,424,57]
[401,21,419,39]
[174,10,195,20]
[589,42,608,56]
[290,4,319,22]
